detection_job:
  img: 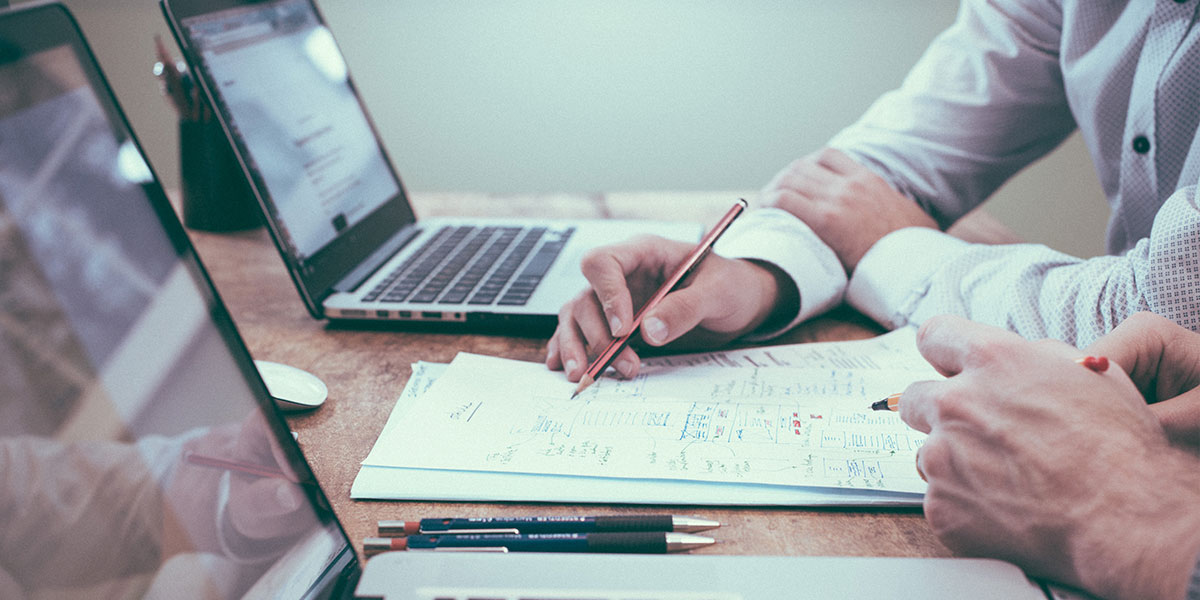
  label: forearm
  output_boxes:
[829,0,1074,228]
[714,208,845,339]
[847,230,1139,345]
[1074,447,1200,600]
[849,187,1200,346]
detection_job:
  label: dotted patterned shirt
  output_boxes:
[720,0,1200,349]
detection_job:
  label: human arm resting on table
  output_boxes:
[846,185,1200,347]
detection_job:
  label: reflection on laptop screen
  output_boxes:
[0,31,349,599]
[182,0,398,262]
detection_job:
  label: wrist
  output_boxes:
[1074,447,1200,600]
[740,259,798,337]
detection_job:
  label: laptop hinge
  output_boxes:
[332,226,421,293]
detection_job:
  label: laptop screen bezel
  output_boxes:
[0,2,361,595]
[161,0,419,318]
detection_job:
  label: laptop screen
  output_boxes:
[181,0,398,262]
[172,0,417,307]
[0,5,354,598]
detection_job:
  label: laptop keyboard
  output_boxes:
[361,225,575,307]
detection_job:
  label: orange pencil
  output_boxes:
[869,393,902,412]
[183,450,288,479]
[868,355,1111,411]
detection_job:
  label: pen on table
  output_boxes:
[377,515,720,536]
[571,198,748,398]
[868,355,1112,411]
[183,450,288,479]
[362,532,715,555]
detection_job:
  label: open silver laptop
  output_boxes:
[160,0,701,330]
[0,3,1055,598]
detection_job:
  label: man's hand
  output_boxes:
[166,412,315,559]
[223,412,312,542]
[762,147,936,271]
[900,315,1200,600]
[1084,311,1200,450]
[546,235,795,381]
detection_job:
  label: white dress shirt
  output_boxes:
[719,0,1200,347]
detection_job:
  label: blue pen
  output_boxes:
[363,532,714,555]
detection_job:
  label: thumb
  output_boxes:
[226,478,308,540]
[1150,387,1200,448]
[639,285,711,347]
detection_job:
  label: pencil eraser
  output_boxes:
[1076,356,1109,373]
[377,520,421,536]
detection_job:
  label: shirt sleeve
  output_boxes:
[828,0,1076,229]
[847,186,1200,347]
[713,208,846,339]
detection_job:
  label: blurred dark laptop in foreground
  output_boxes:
[0,3,1054,599]
[161,0,701,330]
[0,3,356,597]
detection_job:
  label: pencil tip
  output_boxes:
[572,374,594,398]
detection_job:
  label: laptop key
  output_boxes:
[411,229,492,303]
[362,227,453,301]
[364,226,459,303]
[370,225,567,307]
[465,228,547,305]
[496,228,576,306]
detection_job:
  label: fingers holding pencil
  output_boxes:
[871,355,1113,415]
[568,200,747,397]
[550,200,795,393]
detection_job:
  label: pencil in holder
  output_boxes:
[179,115,260,232]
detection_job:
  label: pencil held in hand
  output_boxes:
[869,355,1113,411]
[571,199,748,398]
[869,393,902,412]
[183,450,288,479]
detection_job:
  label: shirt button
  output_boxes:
[1132,135,1151,154]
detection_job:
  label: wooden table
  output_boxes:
[184,191,1017,562]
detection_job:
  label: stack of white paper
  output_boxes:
[352,327,938,506]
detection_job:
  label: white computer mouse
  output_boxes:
[254,360,328,412]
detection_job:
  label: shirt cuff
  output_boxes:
[714,208,847,340]
[847,227,968,329]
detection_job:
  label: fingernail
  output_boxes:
[545,339,558,363]
[609,315,623,336]
[616,359,634,377]
[565,359,579,374]
[643,317,667,344]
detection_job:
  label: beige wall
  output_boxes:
[42,0,1108,257]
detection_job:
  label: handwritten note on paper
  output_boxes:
[362,341,940,494]
[374,362,446,439]
[643,326,930,371]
